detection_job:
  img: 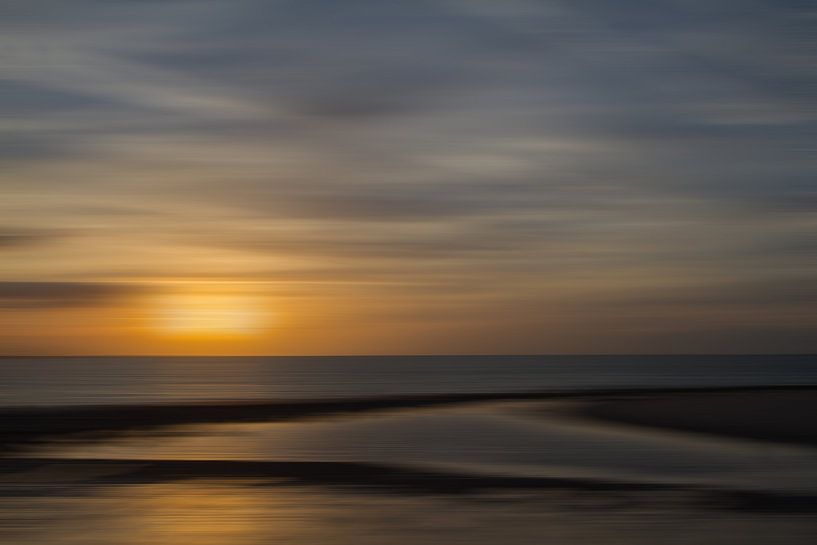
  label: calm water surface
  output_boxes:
[2,354,816,406]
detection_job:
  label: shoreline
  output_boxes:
[2,384,817,452]
[1,456,816,512]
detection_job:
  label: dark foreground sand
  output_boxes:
[579,389,817,447]
[1,386,817,515]
[2,385,816,452]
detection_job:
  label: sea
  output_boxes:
[2,354,816,406]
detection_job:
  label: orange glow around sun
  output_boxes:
[154,292,267,337]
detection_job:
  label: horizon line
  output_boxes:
[1,353,815,359]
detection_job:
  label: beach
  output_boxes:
[2,358,817,544]
[2,387,817,493]
[3,384,817,451]
[579,389,817,447]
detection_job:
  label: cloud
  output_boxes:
[0,228,65,249]
[595,277,817,310]
[0,282,142,308]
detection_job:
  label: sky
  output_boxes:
[1,0,815,355]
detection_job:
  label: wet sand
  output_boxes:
[3,385,817,453]
[578,389,817,447]
[2,456,817,513]
[3,385,817,545]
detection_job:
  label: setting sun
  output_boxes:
[155,294,265,336]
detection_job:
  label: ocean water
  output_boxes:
[1,354,816,406]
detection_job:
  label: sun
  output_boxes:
[155,293,265,336]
